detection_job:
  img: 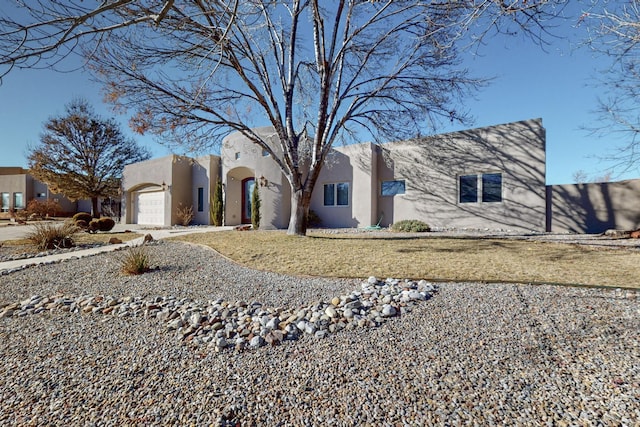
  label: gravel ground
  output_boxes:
[0,241,638,425]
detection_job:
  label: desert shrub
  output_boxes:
[75,219,88,229]
[97,217,116,231]
[73,212,93,223]
[27,221,80,251]
[120,245,152,275]
[13,208,28,223]
[176,203,194,226]
[26,199,62,219]
[307,210,322,227]
[251,184,260,229]
[391,219,431,233]
[87,219,100,233]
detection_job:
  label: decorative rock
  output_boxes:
[249,335,265,349]
[330,297,341,306]
[108,237,123,244]
[325,306,338,318]
[381,304,397,317]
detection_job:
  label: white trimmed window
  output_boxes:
[1,193,9,212]
[459,173,502,203]
[13,192,24,209]
[324,182,349,206]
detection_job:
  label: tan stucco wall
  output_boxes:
[547,179,640,233]
[311,143,378,228]
[0,171,77,217]
[191,155,220,225]
[375,118,547,231]
[221,127,290,229]
[0,174,29,215]
[122,155,189,226]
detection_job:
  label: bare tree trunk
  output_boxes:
[287,188,311,236]
[91,197,99,218]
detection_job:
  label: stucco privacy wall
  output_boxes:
[221,127,291,229]
[372,118,547,231]
[191,155,220,225]
[547,179,640,233]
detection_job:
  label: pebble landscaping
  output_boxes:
[0,276,437,352]
[0,240,638,425]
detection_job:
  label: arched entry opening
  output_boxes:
[225,166,254,226]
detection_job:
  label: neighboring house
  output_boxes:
[0,167,77,218]
[120,118,640,233]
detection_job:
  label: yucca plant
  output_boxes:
[27,221,80,251]
[120,245,153,275]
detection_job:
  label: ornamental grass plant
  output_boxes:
[26,220,80,251]
[119,244,153,275]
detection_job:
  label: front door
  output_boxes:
[241,177,255,224]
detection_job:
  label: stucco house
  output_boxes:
[121,118,640,233]
[0,167,79,218]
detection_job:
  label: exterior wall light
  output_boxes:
[259,175,269,187]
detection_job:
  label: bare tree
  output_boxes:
[1,1,565,235]
[28,98,151,217]
[579,1,640,175]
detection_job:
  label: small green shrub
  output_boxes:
[97,217,115,231]
[27,221,80,251]
[391,219,431,233]
[120,245,152,275]
[73,212,93,223]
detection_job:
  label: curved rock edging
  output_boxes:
[0,276,437,352]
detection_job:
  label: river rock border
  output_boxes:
[0,276,437,352]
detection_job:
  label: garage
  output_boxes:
[133,191,165,225]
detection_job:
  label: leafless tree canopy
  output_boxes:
[1,1,566,234]
[580,0,640,174]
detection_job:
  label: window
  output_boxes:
[381,180,406,196]
[262,149,270,157]
[37,193,46,198]
[482,173,502,203]
[13,192,24,209]
[235,152,241,160]
[197,187,204,212]
[324,182,349,206]
[459,173,502,203]
[1,193,9,212]
[459,175,478,203]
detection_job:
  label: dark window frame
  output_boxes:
[323,182,350,206]
[459,173,502,204]
[381,180,406,196]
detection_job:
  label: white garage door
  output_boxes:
[134,191,165,225]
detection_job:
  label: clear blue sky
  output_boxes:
[0,11,637,185]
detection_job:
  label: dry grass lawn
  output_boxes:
[171,231,640,289]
